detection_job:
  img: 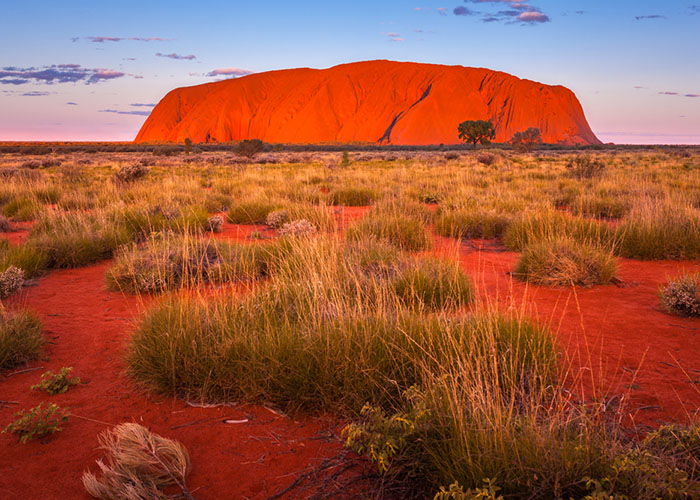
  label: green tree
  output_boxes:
[236,139,264,159]
[184,137,192,155]
[457,120,495,150]
[510,127,542,152]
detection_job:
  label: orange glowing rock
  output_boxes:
[135,60,600,145]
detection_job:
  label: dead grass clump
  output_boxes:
[329,187,376,206]
[82,423,194,500]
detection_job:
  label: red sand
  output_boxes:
[429,236,700,427]
[0,257,345,499]
[2,218,700,499]
[135,60,600,145]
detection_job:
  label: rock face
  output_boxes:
[135,60,600,145]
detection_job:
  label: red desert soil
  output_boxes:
[430,236,700,428]
[0,239,347,500]
[2,218,700,499]
[135,60,600,146]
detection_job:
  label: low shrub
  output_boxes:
[3,403,69,443]
[278,219,318,238]
[0,266,24,298]
[206,214,224,233]
[0,310,43,371]
[476,152,497,166]
[0,214,12,232]
[31,367,81,395]
[566,156,607,179]
[114,163,150,184]
[265,209,289,228]
[513,237,618,287]
[659,273,700,317]
[2,197,38,221]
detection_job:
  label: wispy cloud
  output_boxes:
[130,103,156,107]
[659,91,679,95]
[206,67,252,78]
[21,91,51,97]
[457,0,550,24]
[99,108,151,116]
[383,32,404,41]
[66,102,78,105]
[79,36,173,43]
[691,5,700,14]
[453,6,476,16]
[0,64,126,85]
[635,14,666,20]
[686,94,700,98]
[156,52,196,60]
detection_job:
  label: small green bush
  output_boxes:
[0,265,24,299]
[2,403,69,443]
[31,367,81,395]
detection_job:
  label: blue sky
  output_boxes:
[1,0,698,143]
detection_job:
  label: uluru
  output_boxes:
[135,60,600,145]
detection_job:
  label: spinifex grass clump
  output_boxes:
[27,211,134,268]
[329,186,377,206]
[106,232,278,293]
[0,238,49,277]
[503,210,615,252]
[2,403,69,443]
[434,207,511,240]
[514,236,618,287]
[0,308,43,371]
[347,198,433,251]
[616,201,700,260]
[31,367,81,395]
[227,198,284,224]
[393,258,474,310]
[659,272,700,317]
[128,237,479,408]
[82,423,194,500]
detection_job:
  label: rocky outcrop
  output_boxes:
[135,60,600,145]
